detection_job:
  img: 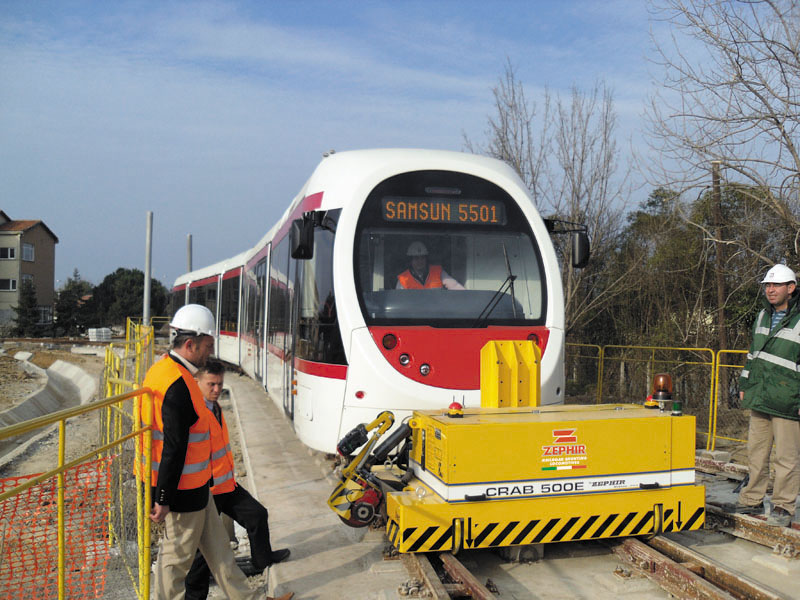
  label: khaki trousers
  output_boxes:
[155,490,258,600]
[739,410,800,514]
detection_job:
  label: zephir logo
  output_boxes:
[541,428,587,457]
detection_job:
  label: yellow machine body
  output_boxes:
[384,403,705,553]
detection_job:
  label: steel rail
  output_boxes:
[400,553,451,600]
[438,553,496,600]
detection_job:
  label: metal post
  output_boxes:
[143,212,153,326]
[187,234,193,273]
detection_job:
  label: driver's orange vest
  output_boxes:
[397,265,443,289]
[207,406,236,495]
[138,356,212,490]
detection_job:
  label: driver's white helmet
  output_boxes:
[170,304,216,337]
[407,241,428,257]
[761,264,797,284]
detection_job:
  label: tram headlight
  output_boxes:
[399,353,410,366]
[382,333,398,350]
[419,363,431,376]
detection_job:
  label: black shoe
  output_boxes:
[767,506,793,527]
[734,502,764,516]
[267,548,290,566]
[237,558,264,577]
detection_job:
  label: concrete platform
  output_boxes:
[225,373,407,600]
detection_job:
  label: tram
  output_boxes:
[171,149,589,454]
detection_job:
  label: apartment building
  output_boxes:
[0,211,59,326]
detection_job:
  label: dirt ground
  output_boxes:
[0,354,45,409]
[0,342,106,412]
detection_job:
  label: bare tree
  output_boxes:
[647,0,800,258]
[465,62,634,334]
[463,59,551,207]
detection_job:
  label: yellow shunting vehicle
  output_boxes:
[327,341,706,553]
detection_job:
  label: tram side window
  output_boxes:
[206,282,218,317]
[268,241,290,352]
[256,259,267,342]
[170,289,186,316]
[243,270,258,342]
[220,275,240,333]
[296,227,346,365]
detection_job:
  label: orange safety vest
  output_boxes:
[397,265,444,289]
[139,356,213,491]
[206,405,236,494]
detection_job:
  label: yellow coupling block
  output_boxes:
[480,340,541,408]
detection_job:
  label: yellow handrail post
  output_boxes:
[708,350,719,451]
[596,346,605,404]
[142,389,153,600]
[57,419,66,600]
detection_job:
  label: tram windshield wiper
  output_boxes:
[472,244,517,327]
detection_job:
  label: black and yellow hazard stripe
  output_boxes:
[387,505,705,553]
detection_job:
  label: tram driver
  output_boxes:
[396,241,465,290]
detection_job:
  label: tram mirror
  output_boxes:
[291,217,314,260]
[571,231,590,269]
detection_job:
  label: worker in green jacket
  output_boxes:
[737,264,800,527]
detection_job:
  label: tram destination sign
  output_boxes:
[382,197,507,226]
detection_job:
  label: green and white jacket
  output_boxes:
[739,292,800,421]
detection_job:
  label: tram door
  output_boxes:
[266,239,291,412]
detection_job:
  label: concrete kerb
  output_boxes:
[0,358,99,469]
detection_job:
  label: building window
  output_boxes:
[0,279,17,291]
[0,247,15,259]
[22,274,33,284]
[22,243,34,262]
[38,306,53,324]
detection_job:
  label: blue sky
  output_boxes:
[0,1,656,288]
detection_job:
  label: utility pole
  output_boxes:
[143,211,153,326]
[187,234,193,273]
[711,161,728,351]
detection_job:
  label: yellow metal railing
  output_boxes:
[709,349,749,451]
[0,319,160,599]
[566,343,747,453]
[0,387,154,600]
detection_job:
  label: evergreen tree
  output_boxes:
[91,268,168,326]
[55,268,94,335]
[13,279,40,337]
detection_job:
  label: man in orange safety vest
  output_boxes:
[185,358,290,599]
[396,241,464,290]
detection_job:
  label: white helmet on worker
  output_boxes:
[170,304,216,337]
[761,264,797,285]
[407,241,428,257]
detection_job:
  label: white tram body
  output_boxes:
[172,149,570,454]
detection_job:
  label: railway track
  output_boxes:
[611,536,785,600]
[394,500,800,599]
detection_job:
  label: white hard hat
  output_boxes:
[170,304,216,337]
[761,264,797,284]
[407,241,428,256]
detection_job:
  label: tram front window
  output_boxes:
[356,230,544,326]
[354,170,547,327]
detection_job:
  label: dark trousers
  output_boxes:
[185,484,272,600]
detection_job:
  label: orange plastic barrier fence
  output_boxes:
[0,458,112,599]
